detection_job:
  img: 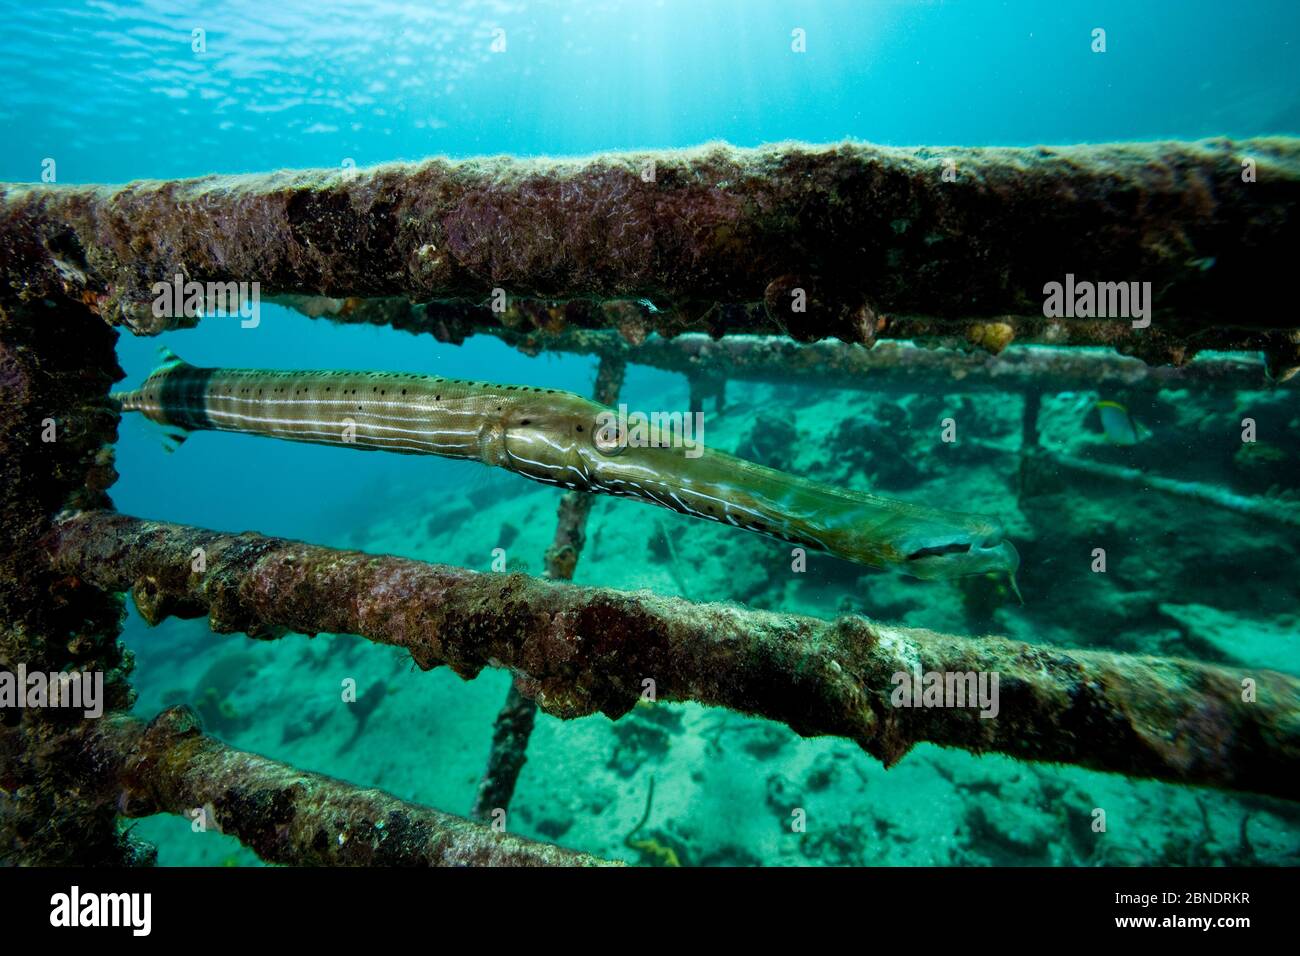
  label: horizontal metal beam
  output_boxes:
[4,138,1298,365]
[482,328,1281,393]
[47,510,1300,801]
[81,709,610,866]
[278,294,1298,377]
[1024,449,1300,528]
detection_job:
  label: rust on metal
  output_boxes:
[4,138,1299,367]
[86,707,611,866]
[47,510,1300,802]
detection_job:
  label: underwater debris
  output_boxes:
[469,684,540,824]
[285,295,1283,385]
[5,138,1299,356]
[80,707,610,866]
[48,510,1300,801]
[623,777,682,867]
[288,293,1300,373]
[482,328,1281,392]
[1023,448,1300,529]
[0,297,135,865]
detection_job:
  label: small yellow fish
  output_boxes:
[1095,400,1150,446]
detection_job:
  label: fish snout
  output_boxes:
[898,519,1018,581]
[980,538,1020,574]
[965,524,1020,576]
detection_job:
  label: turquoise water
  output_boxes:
[5,0,1298,185]
[3,1,1298,866]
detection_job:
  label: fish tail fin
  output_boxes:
[113,346,198,452]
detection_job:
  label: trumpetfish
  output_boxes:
[112,351,1021,591]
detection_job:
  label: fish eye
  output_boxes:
[592,422,626,456]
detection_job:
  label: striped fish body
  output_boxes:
[114,354,1020,583]
[113,356,581,465]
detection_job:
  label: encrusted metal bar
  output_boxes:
[469,354,627,822]
[0,298,137,865]
[5,138,1299,365]
[1023,449,1300,528]
[47,510,1300,801]
[81,707,610,866]
[281,295,1296,379]
[468,686,539,825]
[483,328,1281,393]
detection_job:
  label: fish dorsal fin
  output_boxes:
[156,346,190,370]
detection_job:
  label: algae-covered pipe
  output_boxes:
[282,294,1298,377]
[479,328,1281,394]
[1024,449,1300,529]
[84,708,613,866]
[47,510,1300,801]
[4,139,1299,363]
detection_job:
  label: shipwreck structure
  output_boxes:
[1,138,1298,865]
